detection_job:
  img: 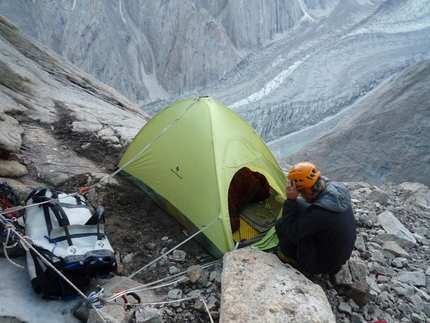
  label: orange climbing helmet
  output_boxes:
[288,161,321,193]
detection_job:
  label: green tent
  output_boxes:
[118,96,286,258]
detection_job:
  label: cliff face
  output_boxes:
[2,1,428,145]
[282,59,430,187]
[0,0,322,103]
[0,15,149,177]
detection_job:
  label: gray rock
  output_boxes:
[168,266,180,275]
[333,262,353,286]
[354,235,367,252]
[135,307,163,323]
[187,265,208,286]
[391,257,408,268]
[410,312,424,323]
[397,271,427,287]
[348,259,367,283]
[0,113,23,152]
[369,249,386,264]
[405,191,430,209]
[381,241,409,258]
[0,160,27,177]
[171,250,187,262]
[377,211,417,248]
[347,280,371,307]
[338,302,352,315]
[368,189,390,205]
[220,248,336,322]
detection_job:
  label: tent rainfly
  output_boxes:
[118,96,286,259]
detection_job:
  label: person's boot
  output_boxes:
[274,247,299,269]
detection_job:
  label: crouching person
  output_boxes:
[275,161,356,275]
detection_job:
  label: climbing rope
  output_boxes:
[2,227,24,269]
[0,215,88,300]
[86,259,221,322]
[110,259,221,298]
[104,216,221,295]
[97,97,200,186]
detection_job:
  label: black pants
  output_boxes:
[275,199,309,261]
[275,219,298,260]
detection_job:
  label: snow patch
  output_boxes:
[118,0,127,25]
[298,0,314,22]
[231,55,309,109]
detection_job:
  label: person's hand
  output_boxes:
[286,180,299,200]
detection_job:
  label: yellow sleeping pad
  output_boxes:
[232,217,262,242]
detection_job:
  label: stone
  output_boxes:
[171,249,187,261]
[381,241,409,258]
[348,259,367,283]
[220,248,336,322]
[377,211,416,248]
[397,271,427,287]
[355,235,367,252]
[405,191,430,209]
[187,265,208,286]
[347,280,371,307]
[0,113,23,152]
[135,307,163,323]
[0,160,27,177]
[333,262,353,286]
[368,189,390,205]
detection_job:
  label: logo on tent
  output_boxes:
[170,166,183,179]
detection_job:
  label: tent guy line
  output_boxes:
[104,216,221,296]
[101,97,200,184]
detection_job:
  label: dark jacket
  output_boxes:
[277,181,356,274]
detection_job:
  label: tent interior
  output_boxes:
[229,167,283,247]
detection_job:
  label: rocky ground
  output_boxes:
[314,181,430,323]
[3,145,430,322]
[1,94,429,323]
[1,114,430,323]
[81,174,430,323]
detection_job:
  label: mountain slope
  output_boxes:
[1,1,430,187]
[0,15,149,175]
[0,0,314,104]
[281,59,430,187]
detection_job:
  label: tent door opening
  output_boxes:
[228,167,283,246]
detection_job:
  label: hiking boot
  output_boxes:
[274,247,299,269]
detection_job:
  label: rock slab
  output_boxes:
[220,248,336,323]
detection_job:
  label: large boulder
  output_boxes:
[220,248,335,322]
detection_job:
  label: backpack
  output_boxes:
[24,186,116,300]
